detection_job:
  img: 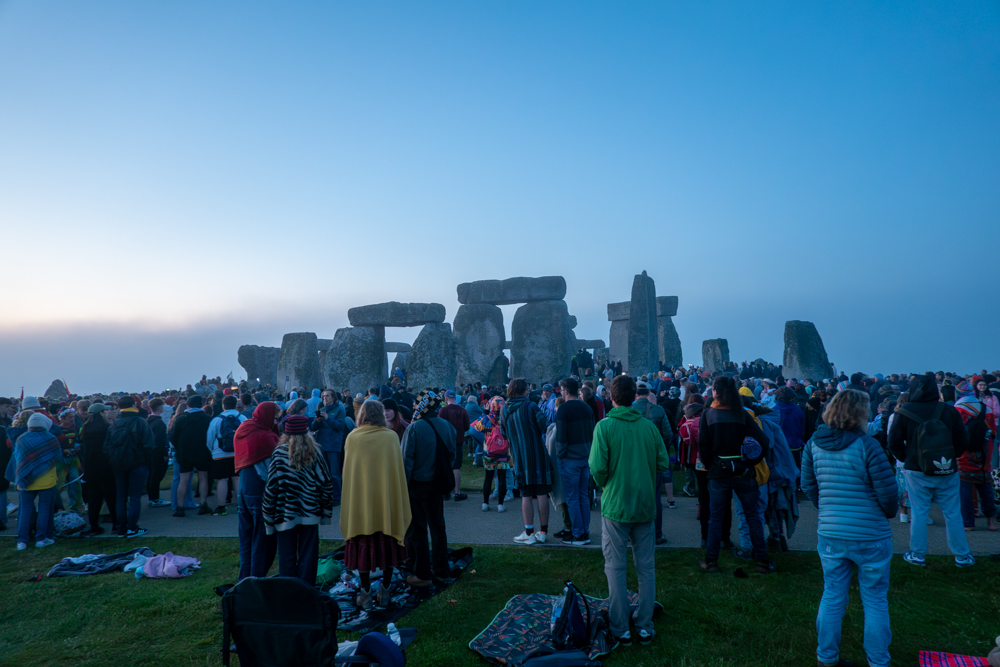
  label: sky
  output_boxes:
[1,1,998,395]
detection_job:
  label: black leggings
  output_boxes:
[483,469,508,504]
[359,567,393,593]
[87,473,118,531]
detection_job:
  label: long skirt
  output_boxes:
[344,531,407,572]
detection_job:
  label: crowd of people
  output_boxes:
[3,360,998,665]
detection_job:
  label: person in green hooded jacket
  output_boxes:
[589,375,670,648]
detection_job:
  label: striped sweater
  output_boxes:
[262,444,335,535]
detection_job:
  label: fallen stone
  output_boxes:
[509,300,575,385]
[453,304,506,388]
[628,271,659,376]
[407,323,457,391]
[655,296,678,318]
[384,342,412,353]
[44,380,69,400]
[702,339,730,375]
[238,345,281,387]
[782,321,832,383]
[325,326,386,395]
[457,276,567,305]
[347,302,446,327]
[277,333,324,393]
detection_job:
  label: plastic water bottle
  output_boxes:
[386,623,401,646]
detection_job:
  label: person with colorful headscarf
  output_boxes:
[399,390,456,586]
[474,396,511,512]
[953,381,998,532]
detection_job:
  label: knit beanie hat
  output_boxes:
[284,414,309,435]
[28,413,52,430]
[956,381,974,398]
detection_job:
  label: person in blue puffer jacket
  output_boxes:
[801,389,898,667]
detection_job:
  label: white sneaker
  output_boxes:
[503,491,514,502]
[6,503,18,516]
[513,531,536,545]
[535,531,547,544]
[497,504,506,513]
[16,542,27,551]
[481,503,490,512]
[900,514,909,523]
[35,538,54,548]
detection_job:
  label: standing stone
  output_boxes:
[44,380,69,400]
[655,296,682,367]
[487,354,509,388]
[607,301,630,371]
[390,352,410,380]
[457,276,567,305]
[702,339,730,375]
[407,323,457,391]
[347,302,445,327]
[325,326,387,395]
[782,321,832,383]
[510,300,574,385]
[238,345,281,387]
[453,304,506,388]
[628,271,658,376]
[277,333,323,393]
[385,342,412,353]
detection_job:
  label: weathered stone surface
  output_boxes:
[385,342,412,353]
[457,276,567,305]
[407,323,457,391]
[277,333,323,392]
[702,339,730,375]
[347,302,446,327]
[609,320,629,369]
[576,339,606,349]
[44,380,69,400]
[390,352,409,380]
[453,304,506,388]
[655,296,678,318]
[510,300,574,385]
[657,316,683,367]
[607,301,630,322]
[238,345,281,387]
[593,347,610,364]
[316,339,334,351]
[782,321,832,383]
[487,354,509,388]
[324,326,386,395]
[628,271,659,376]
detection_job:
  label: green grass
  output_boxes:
[1,537,997,666]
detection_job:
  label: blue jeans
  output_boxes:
[960,479,997,526]
[904,470,969,558]
[170,454,196,510]
[707,476,767,561]
[735,482,768,550]
[559,457,591,539]
[17,486,56,543]
[816,535,892,667]
[114,465,148,532]
[238,466,277,580]
[323,449,342,502]
[276,524,319,586]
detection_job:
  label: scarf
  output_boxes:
[233,401,279,473]
[11,429,61,489]
[710,400,729,410]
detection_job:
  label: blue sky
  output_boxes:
[1,1,998,395]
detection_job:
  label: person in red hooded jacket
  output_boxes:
[234,401,280,580]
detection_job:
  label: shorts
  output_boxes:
[520,484,553,498]
[453,441,464,470]
[211,456,237,480]
[176,446,212,474]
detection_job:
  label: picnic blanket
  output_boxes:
[469,590,662,666]
[47,547,155,577]
[918,652,990,667]
[325,546,474,634]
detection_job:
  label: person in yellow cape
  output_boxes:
[340,400,412,610]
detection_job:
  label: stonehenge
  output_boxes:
[347,302,446,328]
[656,296,682,367]
[782,320,832,382]
[324,326,387,396]
[628,271,659,376]
[453,304,506,389]
[509,300,575,386]
[238,345,280,387]
[702,339,730,375]
[607,273,682,372]
[457,276,566,305]
[44,380,69,400]
[407,323,457,391]
[276,333,323,394]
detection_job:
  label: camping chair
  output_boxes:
[221,576,412,666]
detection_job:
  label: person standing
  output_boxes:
[888,374,974,567]
[438,390,471,502]
[206,394,247,515]
[80,403,117,535]
[11,413,62,549]
[400,391,456,586]
[952,381,998,531]
[146,398,171,508]
[589,375,669,646]
[501,379,553,545]
[554,378,595,545]
[633,384,674,545]
[309,389,347,507]
[262,414,334,586]
[801,389,898,667]
[474,396,511,512]
[103,395,155,538]
[169,394,213,517]
[234,401,280,580]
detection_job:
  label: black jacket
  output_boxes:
[147,414,168,453]
[888,374,968,472]
[168,409,212,455]
[698,406,769,479]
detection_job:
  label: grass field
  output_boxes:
[1,536,998,667]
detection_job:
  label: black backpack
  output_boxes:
[104,418,144,473]
[551,582,591,650]
[896,403,956,476]
[217,415,241,453]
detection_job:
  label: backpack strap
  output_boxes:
[895,407,927,424]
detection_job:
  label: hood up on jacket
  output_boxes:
[607,406,641,422]
[908,374,939,403]
[810,424,864,451]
